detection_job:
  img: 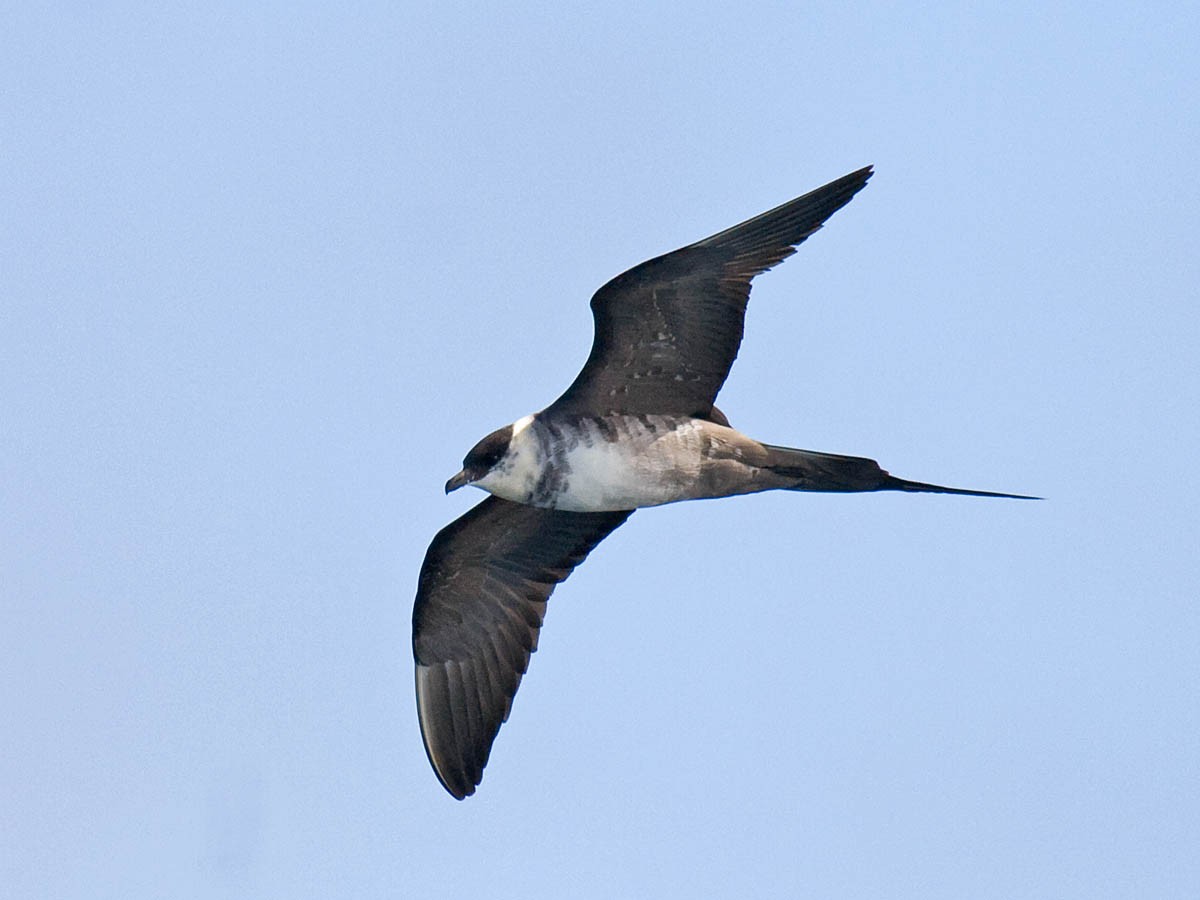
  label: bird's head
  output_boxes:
[445,424,515,494]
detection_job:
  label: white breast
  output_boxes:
[547,416,709,511]
[474,414,763,512]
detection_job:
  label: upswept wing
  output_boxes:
[547,166,873,419]
[412,496,632,799]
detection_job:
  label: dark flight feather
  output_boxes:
[412,496,632,798]
[547,167,873,420]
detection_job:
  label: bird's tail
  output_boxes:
[762,444,1038,500]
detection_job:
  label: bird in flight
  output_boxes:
[412,166,1034,799]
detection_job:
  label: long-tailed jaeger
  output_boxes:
[412,166,1034,799]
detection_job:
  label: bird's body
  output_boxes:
[411,166,1035,799]
[462,410,1021,513]
[467,412,791,512]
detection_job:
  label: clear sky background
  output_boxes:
[3,3,1197,898]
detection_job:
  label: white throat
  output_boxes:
[473,413,542,503]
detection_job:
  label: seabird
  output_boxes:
[412,166,1034,799]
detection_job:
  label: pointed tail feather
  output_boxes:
[879,475,1040,500]
[762,444,1038,500]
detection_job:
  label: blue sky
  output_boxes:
[3,3,1197,898]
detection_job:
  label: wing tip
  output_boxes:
[415,663,482,800]
[845,163,874,184]
[827,163,874,202]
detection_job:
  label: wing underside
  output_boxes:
[412,496,632,798]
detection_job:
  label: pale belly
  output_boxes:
[482,414,773,512]
[552,425,703,510]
